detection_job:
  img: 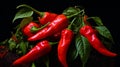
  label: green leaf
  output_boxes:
[15,17,33,34]
[89,17,103,26]
[62,7,81,16]
[19,41,28,55]
[95,26,114,44]
[8,38,16,51]
[63,6,85,19]
[75,35,91,67]
[67,42,78,62]
[16,4,41,16]
[71,16,82,34]
[19,17,33,29]
[12,7,33,22]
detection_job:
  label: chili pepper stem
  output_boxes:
[31,26,39,32]
[31,22,50,33]
[67,17,77,30]
[77,15,85,32]
[15,28,20,36]
[49,42,58,46]
[81,16,85,26]
[66,9,84,19]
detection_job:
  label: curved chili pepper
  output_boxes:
[79,25,117,57]
[28,14,69,41]
[22,22,39,37]
[38,12,58,25]
[58,29,74,67]
[12,40,51,66]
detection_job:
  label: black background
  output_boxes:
[0,0,120,67]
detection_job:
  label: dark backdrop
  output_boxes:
[0,0,119,67]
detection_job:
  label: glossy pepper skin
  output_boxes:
[22,22,39,37]
[38,12,58,25]
[58,29,74,67]
[80,25,117,57]
[28,14,68,41]
[12,40,51,66]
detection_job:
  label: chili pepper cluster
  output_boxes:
[0,4,117,67]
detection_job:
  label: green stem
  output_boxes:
[31,22,50,33]
[17,4,44,17]
[66,9,84,19]
[31,26,39,33]
[15,27,20,36]
[49,42,58,46]
[31,62,36,67]
[77,15,85,30]
[67,17,77,30]
[81,16,85,26]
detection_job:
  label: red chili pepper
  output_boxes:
[79,25,117,57]
[28,14,69,41]
[12,40,51,66]
[38,12,58,25]
[58,29,74,67]
[22,22,39,37]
